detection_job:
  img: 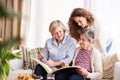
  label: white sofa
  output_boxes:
[113,62,120,80]
[7,48,120,80]
[7,59,33,80]
[7,47,42,80]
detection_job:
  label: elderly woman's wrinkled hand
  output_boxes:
[76,68,88,77]
[61,62,69,67]
[38,53,44,60]
[46,60,55,67]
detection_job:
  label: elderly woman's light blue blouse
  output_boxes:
[43,35,76,64]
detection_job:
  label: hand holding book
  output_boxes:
[30,57,81,74]
[61,62,69,67]
[37,53,67,68]
[38,53,47,63]
[37,50,69,68]
[38,53,44,60]
[76,67,88,77]
[45,59,68,68]
[46,60,56,67]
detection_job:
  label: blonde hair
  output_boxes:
[49,20,66,34]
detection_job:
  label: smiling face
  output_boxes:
[73,16,88,28]
[52,26,65,43]
[49,20,66,44]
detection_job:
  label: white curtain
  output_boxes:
[21,0,49,49]
[21,0,84,49]
[26,0,48,48]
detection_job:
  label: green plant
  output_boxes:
[0,37,21,80]
[0,49,20,80]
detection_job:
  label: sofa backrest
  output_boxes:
[102,53,118,79]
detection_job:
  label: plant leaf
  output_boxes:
[4,60,10,76]
[0,60,7,80]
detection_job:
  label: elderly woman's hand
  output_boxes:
[38,54,47,63]
[46,60,55,67]
[46,60,69,67]
[76,68,88,77]
[61,62,69,67]
[38,53,44,60]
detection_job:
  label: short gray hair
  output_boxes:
[49,20,66,34]
[80,28,95,42]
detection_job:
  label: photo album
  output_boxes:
[30,57,81,74]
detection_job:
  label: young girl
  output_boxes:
[68,28,103,80]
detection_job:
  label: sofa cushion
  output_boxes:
[21,46,44,70]
[114,62,120,80]
[102,53,118,79]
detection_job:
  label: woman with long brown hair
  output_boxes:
[68,8,112,54]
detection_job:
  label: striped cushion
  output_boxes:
[21,46,44,70]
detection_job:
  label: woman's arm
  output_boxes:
[60,38,76,65]
[43,40,49,60]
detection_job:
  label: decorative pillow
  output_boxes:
[29,47,44,69]
[20,46,29,69]
[102,53,118,79]
[21,46,44,70]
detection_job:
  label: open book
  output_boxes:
[30,57,81,74]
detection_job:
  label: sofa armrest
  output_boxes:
[113,61,120,80]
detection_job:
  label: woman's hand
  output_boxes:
[46,60,69,67]
[38,53,47,63]
[46,60,55,67]
[38,53,44,60]
[61,62,69,67]
[76,68,88,77]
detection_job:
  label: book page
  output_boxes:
[30,57,53,74]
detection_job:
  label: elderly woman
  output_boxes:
[68,28,103,80]
[33,20,76,80]
[68,8,113,54]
